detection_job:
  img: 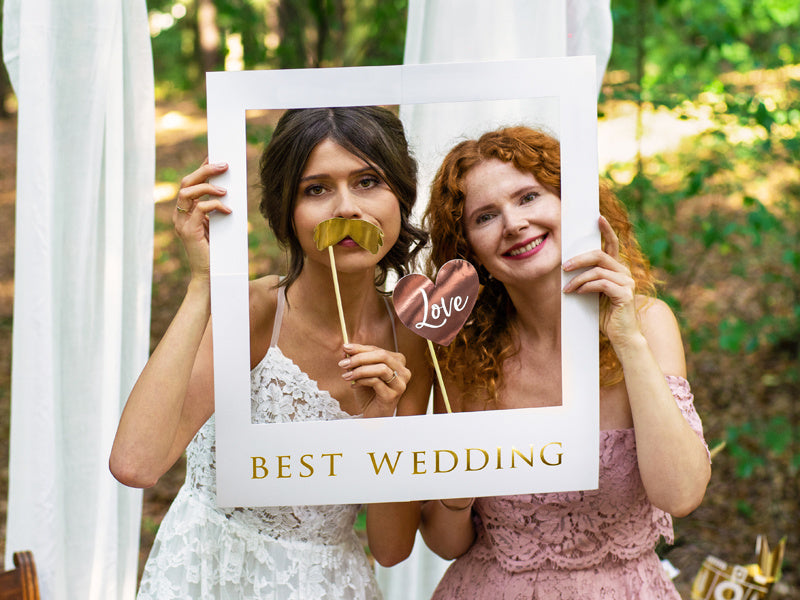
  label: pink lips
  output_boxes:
[337,237,359,247]
[503,234,547,260]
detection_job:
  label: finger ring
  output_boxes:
[383,370,398,384]
[176,204,191,214]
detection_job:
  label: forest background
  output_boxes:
[0,0,798,598]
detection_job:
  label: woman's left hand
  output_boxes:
[339,343,411,418]
[562,216,640,345]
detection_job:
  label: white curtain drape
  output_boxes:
[3,1,154,598]
[377,2,612,598]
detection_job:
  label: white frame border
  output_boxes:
[207,58,599,507]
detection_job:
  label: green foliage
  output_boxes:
[616,77,800,356]
[141,516,161,536]
[216,0,269,68]
[610,54,800,497]
[347,0,408,66]
[725,417,798,478]
[610,0,800,106]
[245,123,274,146]
[355,507,366,532]
[148,0,410,93]
[150,9,200,97]
[157,167,182,183]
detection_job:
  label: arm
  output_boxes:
[109,161,230,488]
[417,383,476,560]
[563,216,710,516]
[615,299,710,516]
[419,496,476,560]
[361,326,433,566]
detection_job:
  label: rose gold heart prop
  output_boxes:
[313,218,384,253]
[393,259,479,346]
[393,260,479,414]
[311,218,385,346]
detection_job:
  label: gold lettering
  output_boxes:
[321,453,343,476]
[466,448,489,471]
[251,456,268,479]
[540,442,563,466]
[299,454,314,478]
[511,445,535,468]
[277,455,291,478]
[412,451,427,474]
[434,450,457,473]
[496,446,502,470]
[367,451,403,475]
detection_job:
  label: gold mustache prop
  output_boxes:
[312,218,385,346]
[313,218,384,254]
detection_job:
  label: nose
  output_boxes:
[331,187,363,219]
[502,207,528,238]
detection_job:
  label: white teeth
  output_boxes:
[508,236,544,256]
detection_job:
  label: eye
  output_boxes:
[521,191,540,204]
[355,175,381,189]
[474,212,495,225]
[304,184,326,196]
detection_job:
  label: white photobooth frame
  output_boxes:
[207,57,599,507]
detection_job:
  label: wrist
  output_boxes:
[609,331,648,356]
[187,275,211,295]
[183,278,212,317]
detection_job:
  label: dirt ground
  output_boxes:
[0,96,797,599]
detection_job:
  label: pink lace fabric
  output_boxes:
[136,347,381,600]
[432,376,708,600]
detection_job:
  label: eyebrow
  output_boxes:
[299,165,377,183]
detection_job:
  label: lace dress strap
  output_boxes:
[382,295,398,352]
[269,285,286,349]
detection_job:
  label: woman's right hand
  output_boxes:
[173,159,231,281]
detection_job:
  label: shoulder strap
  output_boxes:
[382,295,399,352]
[269,285,286,348]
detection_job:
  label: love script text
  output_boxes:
[415,288,471,331]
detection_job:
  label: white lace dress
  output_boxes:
[137,290,383,600]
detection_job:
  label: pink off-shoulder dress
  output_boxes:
[431,376,708,600]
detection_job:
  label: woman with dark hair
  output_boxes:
[420,126,711,599]
[110,106,430,599]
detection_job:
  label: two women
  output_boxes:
[112,110,710,599]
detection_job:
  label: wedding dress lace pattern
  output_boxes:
[432,376,708,600]
[136,345,382,600]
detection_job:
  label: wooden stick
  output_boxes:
[328,246,349,345]
[427,339,452,414]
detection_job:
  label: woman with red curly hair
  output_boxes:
[420,127,711,599]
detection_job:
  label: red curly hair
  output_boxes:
[424,127,656,406]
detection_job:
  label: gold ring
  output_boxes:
[176,204,190,214]
[384,370,398,384]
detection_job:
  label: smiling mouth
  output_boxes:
[505,235,547,257]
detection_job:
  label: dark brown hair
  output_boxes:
[259,106,427,290]
[425,126,656,405]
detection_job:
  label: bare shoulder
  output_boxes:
[249,275,282,366]
[637,296,687,378]
[249,275,281,321]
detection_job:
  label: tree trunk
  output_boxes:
[277,0,308,68]
[196,0,223,74]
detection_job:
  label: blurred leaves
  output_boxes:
[147,0,408,96]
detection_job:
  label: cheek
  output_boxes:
[382,198,402,236]
[464,231,490,265]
